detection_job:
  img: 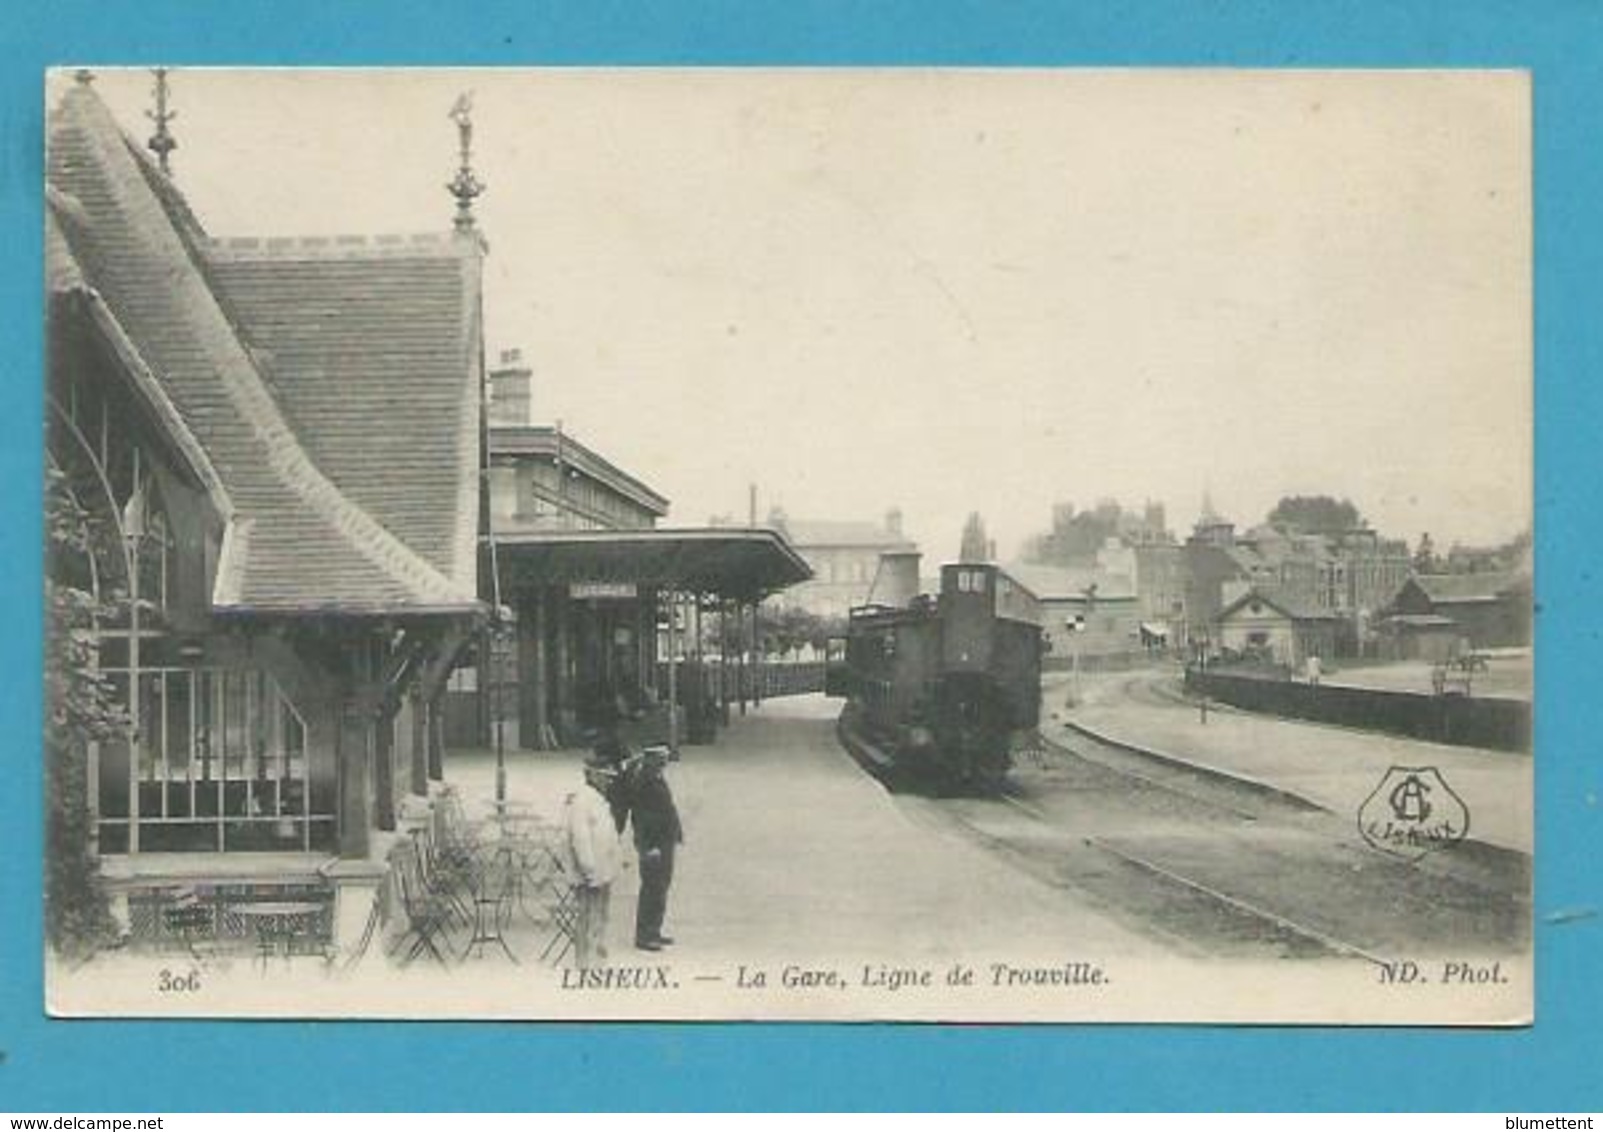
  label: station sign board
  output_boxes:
[569,581,638,600]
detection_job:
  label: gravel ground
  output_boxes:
[446,693,1167,968]
[1051,669,1532,855]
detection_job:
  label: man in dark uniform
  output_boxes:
[629,746,683,951]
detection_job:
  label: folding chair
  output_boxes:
[539,881,579,966]
[387,843,453,967]
[414,825,474,931]
[436,789,485,864]
[341,883,386,971]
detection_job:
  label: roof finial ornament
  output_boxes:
[446,91,485,233]
[145,67,178,175]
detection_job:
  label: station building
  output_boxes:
[46,79,487,934]
[457,350,811,751]
[44,78,809,955]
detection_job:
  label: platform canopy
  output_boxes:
[492,527,813,602]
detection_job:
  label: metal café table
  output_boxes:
[232,901,327,967]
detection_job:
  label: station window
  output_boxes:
[94,667,331,854]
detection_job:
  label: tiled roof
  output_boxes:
[44,206,85,292]
[1414,572,1522,604]
[1219,588,1343,623]
[47,84,480,615]
[206,238,481,585]
[1006,562,1135,601]
[1223,544,1265,575]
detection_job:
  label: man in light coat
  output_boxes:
[564,755,624,968]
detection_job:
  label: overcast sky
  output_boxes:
[72,68,1531,562]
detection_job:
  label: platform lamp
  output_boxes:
[121,481,148,854]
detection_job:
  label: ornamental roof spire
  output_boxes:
[145,67,177,175]
[446,91,486,235]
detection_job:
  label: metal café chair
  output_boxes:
[537,856,581,966]
[387,841,453,967]
[413,825,473,932]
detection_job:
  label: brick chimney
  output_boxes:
[488,347,532,426]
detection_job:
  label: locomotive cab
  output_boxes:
[834,557,1043,796]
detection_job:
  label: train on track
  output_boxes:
[827,561,1045,794]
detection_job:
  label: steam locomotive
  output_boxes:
[827,561,1044,793]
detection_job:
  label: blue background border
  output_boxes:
[3,0,1598,1112]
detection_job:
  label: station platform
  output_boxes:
[443,693,1164,967]
[1049,671,1532,856]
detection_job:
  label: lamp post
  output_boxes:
[494,621,506,808]
[122,484,147,854]
[666,591,680,755]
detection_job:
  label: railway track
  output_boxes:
[1033,723,1315,824]
[1079,830,1389,966]
[934,788,1383,963]
[841,694,1528,960]
[1039,674,1532,897]
[894,719,1529,963]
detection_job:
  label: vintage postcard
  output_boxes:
[43,67,1531,1022]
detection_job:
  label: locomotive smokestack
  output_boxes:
[873,550,922,607]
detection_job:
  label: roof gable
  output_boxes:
[46,84,479,614]
[205,236,482,585]
[1219,588,1341,623]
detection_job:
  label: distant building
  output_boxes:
[1383,573,1532,654]
[768,507,917,618]
[1332,527,1414,640]
[1008,563,1141,663]
[1443,535,1534,577]
[1025,498,1172,568]
[1183,501,1411,656]
[486,351,669,533]
[1133,542,1186,642]
[1020,500,1181,646]
[1216,590,1344,669]
[1183,513,1260,645]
